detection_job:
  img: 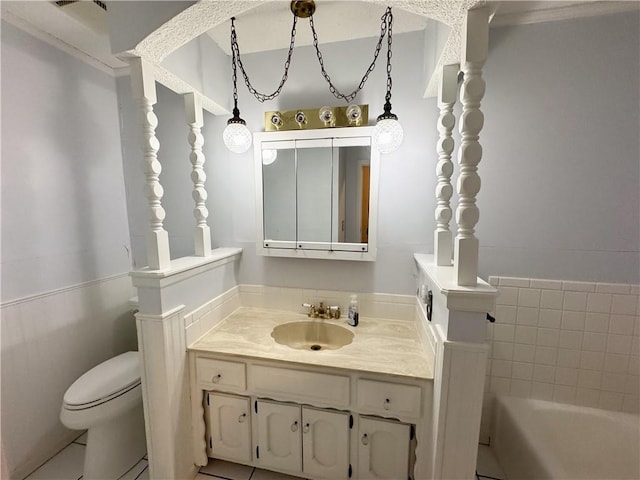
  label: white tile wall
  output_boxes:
[480,276,639,443]
[1,274,137,480]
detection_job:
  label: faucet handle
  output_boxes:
[302,303,316,317]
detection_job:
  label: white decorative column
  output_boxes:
[454,8,489,286]
[130,57,171,270]
[434,64,459,266]
[184,93,212,257]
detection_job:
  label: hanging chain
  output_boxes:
[230,16,298,103]
[384,7,393,104]
[229,7,393,105]
[309,7,392,103]
[230,20,240,114]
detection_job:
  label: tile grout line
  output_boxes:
[133,465,148,480]
[197,471,239,480]
[118,457,147,480]
[476,472,504,480]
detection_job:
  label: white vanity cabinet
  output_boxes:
[192,353,427,479]
[205,392,251,463]
[358,416,411,480]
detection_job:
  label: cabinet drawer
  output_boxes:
[356,379,421,419]
[250,365,350,407]
[196,357,246,390]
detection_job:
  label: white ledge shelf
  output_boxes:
[414,253,497,313]
[130,247,242,287]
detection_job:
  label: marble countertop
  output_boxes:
[189,307,433,380]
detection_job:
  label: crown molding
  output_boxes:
[491,1,640,28]
[2,10,118,76]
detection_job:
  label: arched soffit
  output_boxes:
[131,0,485,64]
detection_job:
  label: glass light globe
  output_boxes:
[223,122,252,154]
[262,149,278,165]
[373,118,404,154]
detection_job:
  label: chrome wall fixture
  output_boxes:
[222,0,403,154]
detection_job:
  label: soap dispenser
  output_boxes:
[347,294,359,327]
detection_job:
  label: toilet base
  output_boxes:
[83,403,146,480]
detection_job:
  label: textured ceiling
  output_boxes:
[3,0,638,104]
[132,0,482,64]
[206,1,432,56]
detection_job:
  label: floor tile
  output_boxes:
[119,459,148,480]
[25,443,85,480]
[200,459,254,480]
[73,431,88,445]
[250,468,304,480]
[136,466,149,480]
[476,444,507,479]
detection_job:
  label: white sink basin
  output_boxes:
[271,321,354,351]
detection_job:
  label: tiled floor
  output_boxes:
[24,436,506,480]
[200,459,302,479]
[476,444,507,480]
[24,432,149,480]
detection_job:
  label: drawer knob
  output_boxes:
[303,422,310,434]
[361,433,369,446]
[238,413,247,423]
[383,398,391,410]
[291,420,299,432]
[212,374,221,383]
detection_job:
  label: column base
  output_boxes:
[147,229,171,270]
[454,236,479,286]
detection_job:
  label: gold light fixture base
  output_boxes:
[290,0,315,18]
[265,105,368,131]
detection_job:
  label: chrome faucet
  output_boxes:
[302,302,341,319]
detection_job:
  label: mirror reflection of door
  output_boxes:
[361,165,370,243]
[335,146,370,244]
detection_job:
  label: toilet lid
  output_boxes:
[64,351,141,407]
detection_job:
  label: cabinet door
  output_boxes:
[358,416,411,479]
[256,400,302,473]
[206,393,251,462]
[302,407,350,479]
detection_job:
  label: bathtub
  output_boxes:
[493,396,640,480]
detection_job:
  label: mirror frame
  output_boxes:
[254,126,380,261]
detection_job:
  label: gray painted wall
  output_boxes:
[478,13,639,283]
[1,21,132,302]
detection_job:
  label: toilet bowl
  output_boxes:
[60,351,147,480]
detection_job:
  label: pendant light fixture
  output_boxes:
[222,17,252,153]
[372,7,403,153]
[223,2,403,154]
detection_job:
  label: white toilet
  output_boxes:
[60,351,147,480]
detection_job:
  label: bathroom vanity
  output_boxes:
[188,308,434,479]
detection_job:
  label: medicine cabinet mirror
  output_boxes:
[254,126,379,261]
